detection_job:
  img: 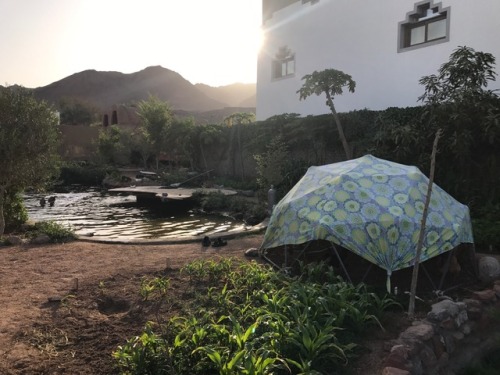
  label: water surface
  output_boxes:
[24,190,249,240]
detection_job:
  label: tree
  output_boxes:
[224,112,255,178]
[137,95,173,170]
[59,97,99,125]
[254,134,289,189]
[297,69,356,160]
[0,88,60,234]
[165,118,195,169]
[196,124,226,173]
[418,46,500,203]
[96,125,126,165]
[419,46,497,106]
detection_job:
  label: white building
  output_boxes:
[256,0,500,120]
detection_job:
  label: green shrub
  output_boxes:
[114,259,399,375]
[194,192,228,212]
[29,221,76,243]
[3,190,28,232]
[59,162,114,186]
[471,204,500,253]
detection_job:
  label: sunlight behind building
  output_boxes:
[49,0,262,87]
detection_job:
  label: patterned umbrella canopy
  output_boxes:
[261,155,473,278]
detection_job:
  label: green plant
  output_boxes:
[254,134,290,189]
[3,190,28,232]
[115,259,396,375]
[59,161,114,186]
[180,259,208,284]
[140,276,171,301]
[286,318,352,374]
[196,192,229,212]
[114,322,171,375]
[29,221,76,243]
[472,204,500,252]
[297,68,356,160]
[0,88,60,235]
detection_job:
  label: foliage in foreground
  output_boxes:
[27,221,77,243]
[114,260,399,375]
[0,87,60,235]
[3,191,28,232]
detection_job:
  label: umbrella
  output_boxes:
[260,155,474,289]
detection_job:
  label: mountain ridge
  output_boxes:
[1,67,256,124]
[9,66,257,113]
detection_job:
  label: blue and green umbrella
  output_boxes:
[261,155,473,288]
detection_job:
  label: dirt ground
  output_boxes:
[0,235,406,375]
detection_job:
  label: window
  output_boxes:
[398,1,450,52]
[272,46,295,79]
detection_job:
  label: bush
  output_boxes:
[28,221,76,243]
[472,204,500,253]
[3,191,28,232]
[193,192,267,224]
[194,192,228,212]
[59,162,115,186]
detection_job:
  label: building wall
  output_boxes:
[59,125,100,161]
[257,0,500,120]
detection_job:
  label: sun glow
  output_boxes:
[39,0,262,87]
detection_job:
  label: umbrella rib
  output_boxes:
[331,244,352,284]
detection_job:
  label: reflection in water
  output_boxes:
[24,190,250,240]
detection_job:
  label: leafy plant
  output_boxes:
[3,190,28,232]
[297,68,356,160]
[28,221,76,243]
[115,259,398,375]
[140,276,171,301]
[114,322,171,375]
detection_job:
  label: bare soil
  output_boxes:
[0,235,406,375]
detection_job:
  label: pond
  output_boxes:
[24,189,251,241]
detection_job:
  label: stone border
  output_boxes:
[382,280,500,374]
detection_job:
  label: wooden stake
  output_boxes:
[408,129,442,319]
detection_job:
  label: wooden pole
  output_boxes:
[408,129,442,319]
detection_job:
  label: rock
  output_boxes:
[238,190,255,197]
[6,236,23,245]
[460,322,472,335]
[466,306,482,320]
[31,234,51,244]
[419,343,438,370]
[431,334,446,359]
[427,299,461,322]
[384,345,409,369]
[382,367,410,375]
[439,318,454,330]
[477,256,500,283]
[244,247,260,257]
[452,331,464,341]
[441,332,456,354]
[400,323,435,342]
[494,284,500,299]
[471,289,497,303]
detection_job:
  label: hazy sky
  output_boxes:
[0,0,262,88]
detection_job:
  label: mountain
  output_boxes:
[195,83,256,108]
[33,66,248,112]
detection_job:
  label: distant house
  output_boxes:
[257,0,500,120]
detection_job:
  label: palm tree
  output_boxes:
[297,69,356,160]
